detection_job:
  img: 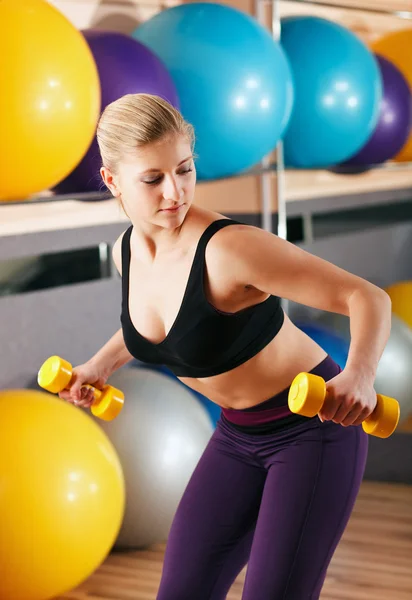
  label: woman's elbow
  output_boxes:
[347,281,391,313]
[359,282,392,313]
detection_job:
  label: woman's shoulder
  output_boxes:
[183,205,250,242]
[183,207,260,278]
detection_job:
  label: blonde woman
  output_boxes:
[59,94,391,599]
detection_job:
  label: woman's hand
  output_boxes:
[319,368,377,427]
[58,361,109,409]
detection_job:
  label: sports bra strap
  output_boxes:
[193,218,242,260]
[120,224,133,290]
[120,219,242,294]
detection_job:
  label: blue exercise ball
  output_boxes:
[296,322,349,369]
[132,3,293,180]
[281,16,382,168]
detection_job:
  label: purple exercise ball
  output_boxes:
[54,30,179,195]
[343,54,411,166]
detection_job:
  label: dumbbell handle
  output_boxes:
[288,372,400,439]
[37,356,124,421]
[77,382,103,399]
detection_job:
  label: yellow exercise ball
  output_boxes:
[385,280,412,330]
[0,389,125,600]
[372,29,412,162]
[0,0,100,201]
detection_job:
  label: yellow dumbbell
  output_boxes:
[288,372,400,439]
[37,355,124,421]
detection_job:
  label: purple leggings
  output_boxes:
[157,357,368,599]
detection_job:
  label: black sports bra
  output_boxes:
[120,219,284,378]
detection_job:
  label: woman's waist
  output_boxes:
[180,330,329,410]
[220,353,342,427]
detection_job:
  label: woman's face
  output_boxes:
[102,135,196,229]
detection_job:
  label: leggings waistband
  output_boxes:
[221,355,341,428]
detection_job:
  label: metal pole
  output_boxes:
[254,0,274,234]
[254,0,287,241]
[98,242,111,279]
[272,0,287,243]
[254,0,289,311]
[272,0,291,313]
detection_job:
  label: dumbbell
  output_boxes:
[37,355,124,421]
[288,372,400,439]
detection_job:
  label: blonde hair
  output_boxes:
[96,93,195,173]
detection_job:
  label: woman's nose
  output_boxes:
[162,175,182,202]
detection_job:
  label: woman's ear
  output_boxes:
[100,166,121,197]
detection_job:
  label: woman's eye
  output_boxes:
[144,176,162,185]
[143,167,192,186]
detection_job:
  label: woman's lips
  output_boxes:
[161,204,183,213]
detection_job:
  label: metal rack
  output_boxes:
[256,0,412,244]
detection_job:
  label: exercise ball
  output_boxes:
[374,315,412,422]
[181,386,221,428]
[54,30,179,195]
[296,321,349,369]
[0,389,125,600]
[311,311,412,422]
[372,29,412,162]
[99,367,214,548]
[134,362,221,428]
[385,280,412,329]
[342,55,411,166]
[0,0,100,201]
[132,3,293,180]
[281,16,382,168]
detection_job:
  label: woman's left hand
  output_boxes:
[319,368,377,427]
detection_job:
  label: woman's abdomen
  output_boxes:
[180,314,329,410]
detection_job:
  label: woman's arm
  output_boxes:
[88,230,133,377]
[60,233,133,407]
[209,224,392,425]
[88,327,134,378]
[212,224,391,376]
[343,287,391,380]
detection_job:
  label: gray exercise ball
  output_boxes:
[312,311,412,422]
[97,366,214,549]
[374,316,412,423]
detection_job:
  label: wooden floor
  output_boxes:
[61,481,412,600]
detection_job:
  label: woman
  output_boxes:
[59,93,391,599]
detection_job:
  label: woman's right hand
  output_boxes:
[58,361,109,409]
